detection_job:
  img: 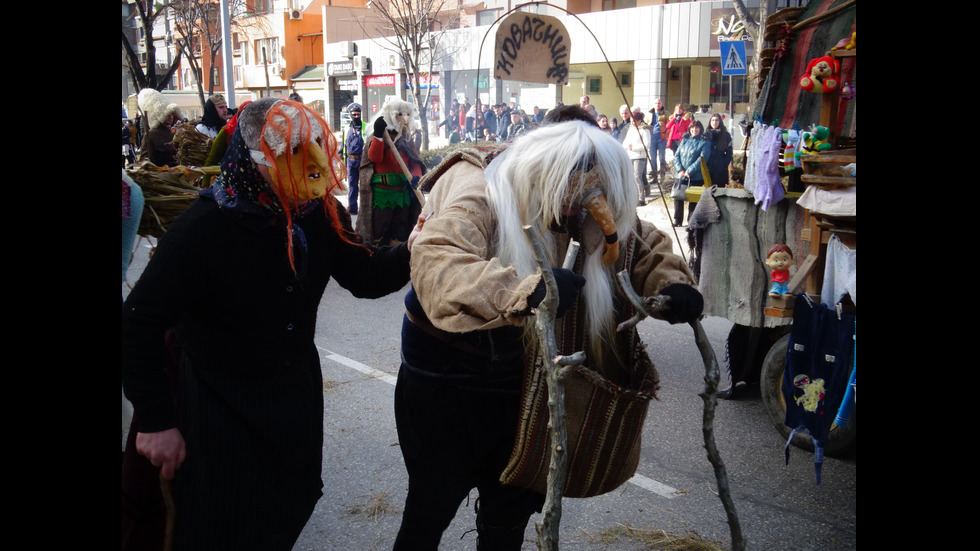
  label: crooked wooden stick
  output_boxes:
[523,227,585,551]
[615,270,746,551]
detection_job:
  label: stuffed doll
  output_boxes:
[799,56,840,94]
[795,126,832,162]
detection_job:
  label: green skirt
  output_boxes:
[372,173,411,209]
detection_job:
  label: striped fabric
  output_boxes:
[754,0,856,136]
[500,230,659,498]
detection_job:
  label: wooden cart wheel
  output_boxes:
[760,334,856,457]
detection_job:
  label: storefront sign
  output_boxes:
[406,73,440,89]
[337,78,358,91]
[711,8,756,42]
[327,61,355,77]
[493,13,570,85]
[365,74,396,87]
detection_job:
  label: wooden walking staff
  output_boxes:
[523,227,585,551]
[615,271,747,551]
[382,131,426,208]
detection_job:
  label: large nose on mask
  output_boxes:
[274,141,334,202]
[582,194,619,266]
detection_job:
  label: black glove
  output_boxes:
[527,268,586,318]
[659,283,704,324]
[374,117,388,138]
[410,175,420,189]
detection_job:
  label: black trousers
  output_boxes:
[674,198,696,226]
[392,366,545,550]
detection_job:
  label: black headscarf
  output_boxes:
[199,99,226,134]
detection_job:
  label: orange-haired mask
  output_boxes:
[252,101,345,207]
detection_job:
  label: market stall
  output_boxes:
[688,0,856,464]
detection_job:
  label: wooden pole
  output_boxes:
[615,270,746,551]
[382,131,426,207]
[523,227,584,551]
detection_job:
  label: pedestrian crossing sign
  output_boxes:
[719,40,747,76]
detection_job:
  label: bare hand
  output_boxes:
[407,212,429,252]
[136,428,186,480]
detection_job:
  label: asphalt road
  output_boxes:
[123,198,856,551]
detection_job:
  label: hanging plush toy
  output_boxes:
[799,56,841,94]
[795,126,832,162]
[781,128,801,171]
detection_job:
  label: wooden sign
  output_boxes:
[493,13,570,85]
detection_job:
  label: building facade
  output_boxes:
[321,1,766,135]
[126,1,779,135]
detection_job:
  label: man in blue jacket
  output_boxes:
[343,103,366,214]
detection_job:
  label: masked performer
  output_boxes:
[394,107,703,550]
[137,88,182,167]
[354,99,426,246]
[122,97,414,551]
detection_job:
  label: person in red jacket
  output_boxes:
[366,99,426,246]
[664,103,692,153]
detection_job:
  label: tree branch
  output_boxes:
[523,226,584,551]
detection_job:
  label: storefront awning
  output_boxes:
[289,65,324,82]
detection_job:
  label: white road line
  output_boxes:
[317,346,398,386]
[628,473,680,498]
[319,346,682,499]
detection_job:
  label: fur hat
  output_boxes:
[138,88,183,129]
[237,97,282,151]
[208,94,226,107]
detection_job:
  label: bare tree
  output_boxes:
[730,0,770,105]
[122,0,183,94]
[362,0,462,151]
[169,0,269,114]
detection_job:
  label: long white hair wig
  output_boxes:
[376,98,416,142]
[485,120,639,345]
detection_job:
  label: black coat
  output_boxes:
[122,194,410,549]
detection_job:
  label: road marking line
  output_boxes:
[319,346,681,499]
[318,347,398,386]
[628,473,679,498]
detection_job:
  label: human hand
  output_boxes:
[407,212,430,252]
[374,117,388,138]
[658,283,704,324]
[135,427,186,480]
[528,268,587,317]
